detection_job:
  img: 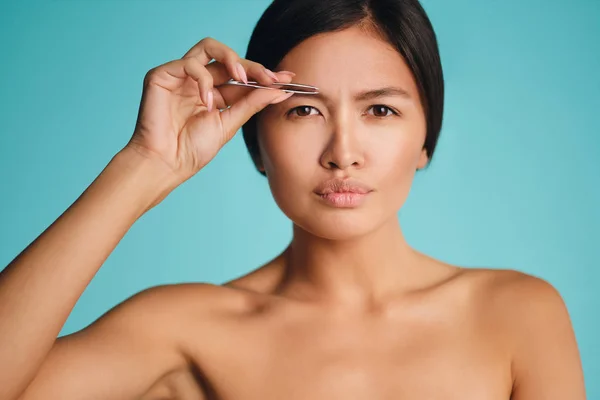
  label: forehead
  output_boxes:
[275,26,420,102]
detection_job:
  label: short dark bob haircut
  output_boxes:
[242,0,444,176]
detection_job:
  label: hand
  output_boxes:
[125,37,295,188]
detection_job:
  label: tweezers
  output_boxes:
[223,79,319,95]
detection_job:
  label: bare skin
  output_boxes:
[0,26,585,400]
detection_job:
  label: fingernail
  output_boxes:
[264,68,279,82]
[277,71,296,77]
[270,91,294,104]
[207,91,214,112]
[236,63,248,84]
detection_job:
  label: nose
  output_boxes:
[319,118,365,171]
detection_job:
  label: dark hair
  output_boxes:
[242,0,444,176]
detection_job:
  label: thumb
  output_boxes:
[220,89,294,141]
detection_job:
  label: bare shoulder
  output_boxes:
[20,283,253,400]
[107,281,256,321]
[453,267,584,398]
[425,265,570,327]
[449,267,571,329]
[473,268,566,313]
[73,281,255,344]
[125,281,246,306]
[451,267,562,305]
[465,266,574,336]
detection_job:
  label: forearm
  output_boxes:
[0,147,175,400]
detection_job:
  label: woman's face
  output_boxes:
[256,25,428,240]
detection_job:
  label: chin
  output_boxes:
[270,187,403,241]
[289,207,386,241]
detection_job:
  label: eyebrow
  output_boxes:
[355,87,412,101]
[294,86,413,103]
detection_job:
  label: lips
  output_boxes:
[314,177,372,195]
[314,177,373,208]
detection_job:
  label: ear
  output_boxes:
[416,148,429,170]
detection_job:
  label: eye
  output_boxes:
[287,105,319,117]
[367,105,399,117]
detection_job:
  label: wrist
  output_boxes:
[108,146,180,213]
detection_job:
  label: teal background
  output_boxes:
[0,0,598,395]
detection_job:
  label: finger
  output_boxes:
[220,89,294,142]
[205,61,294,110]
[204,59,287,87]
[241,59,280,85]
[238,60,298,88]
[212,88,228,111]
[155,57,214,107]
[183,38,295,91]
[195,64,214,109]
[215,71,295,108]
[204,61,239,86]
[182,37,245,84]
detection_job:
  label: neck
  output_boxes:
[276,217,423,307]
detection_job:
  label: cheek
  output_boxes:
[256,122,318,223]
[258,116,324,175]
[369,122,425,171]
[373,136,418,167]
[369,125,425,207]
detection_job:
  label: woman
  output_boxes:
[0,0,586,399]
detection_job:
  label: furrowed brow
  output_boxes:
[354,86,412,101]
[288,86,413,104]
